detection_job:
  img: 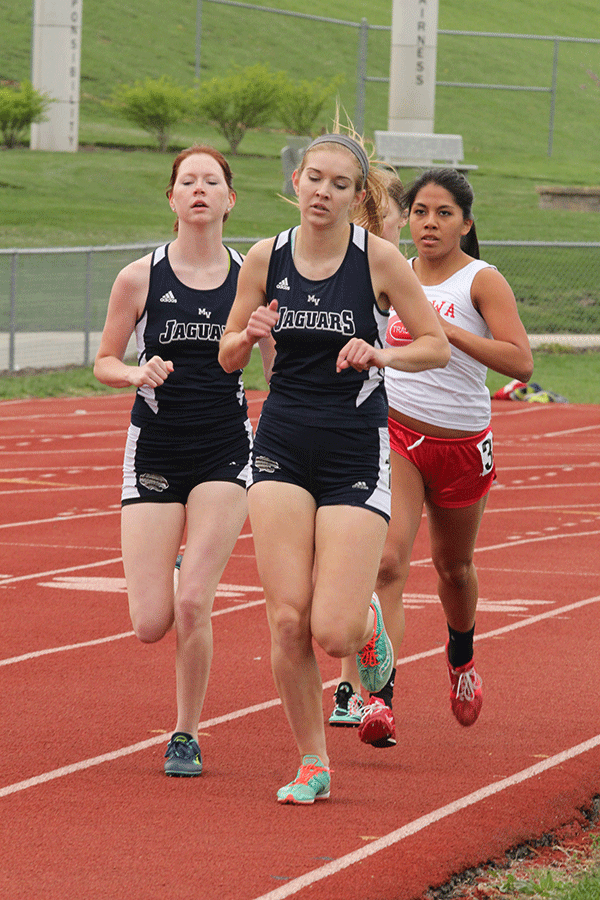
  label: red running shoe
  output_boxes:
[446,641,483,726]
[358,697,396,748]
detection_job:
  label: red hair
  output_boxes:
[166,144,234,232]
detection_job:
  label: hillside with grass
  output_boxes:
[2,0,599,163]
[0,7,598,398]
[0,0,599,249]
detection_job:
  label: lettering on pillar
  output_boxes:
[68,1,81,149]
[416,0,427,85]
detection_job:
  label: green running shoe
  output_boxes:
[164,732,202,777]
[277,755,330,804]
[328,681,364,727]
[356,594,394,693]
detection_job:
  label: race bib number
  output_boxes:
[477,432,494,475]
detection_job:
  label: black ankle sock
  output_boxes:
[371,668,396,709]
[447,625,475,669]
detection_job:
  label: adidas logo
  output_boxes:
[276,277,290,291]
[351,481,369,491]
[159,291,177,303]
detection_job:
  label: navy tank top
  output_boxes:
[130,243,248,430]
[264,224,389,427]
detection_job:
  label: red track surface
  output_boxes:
[0,393,599,899]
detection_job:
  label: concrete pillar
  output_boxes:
[30,0,82,152]
[388,0,439,133]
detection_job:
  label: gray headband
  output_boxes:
[305,134,369,185]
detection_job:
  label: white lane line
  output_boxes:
[530,424,600,439]
[497,463,599,472]
[494,484,599,492]
[0,448,123,455]
[0,598,267,667]
[251,732,600,900]
[4,590,598,671]
[0,631,135,666]
[0,556,125,586]
[0,527,596,589]
[0,697,282,799]
[0,502,592,534]
[0,477,595,499]
[0,536,253,586]
[0,525,596,663]
[1,595,598,796]
[0,485,120,496]
[391,595,600,668]
[0,510,119,531]
[473,528,600,554]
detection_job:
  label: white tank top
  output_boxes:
[385,259,494,432]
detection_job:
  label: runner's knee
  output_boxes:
[377,543,409,592]
[130,608,172,644]
[433,555,473,591]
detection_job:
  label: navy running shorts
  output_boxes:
[248,412,391,523]
[121,418,252,506]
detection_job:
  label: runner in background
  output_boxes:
[331,167,533,749]
[328,168,408,728]
[94,144,273,777]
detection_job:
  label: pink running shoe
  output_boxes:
[358,697,396,748]
[446,641,483,726]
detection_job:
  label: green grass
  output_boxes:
[486,348,600,404]
[2,346,597,403]
[496,867,600,898]
[1,0,600,248]
[0,0,598,403]
[0,348,268,400]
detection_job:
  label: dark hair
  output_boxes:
[166,144,234,232]
[403,168,480,259]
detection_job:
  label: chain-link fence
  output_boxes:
[1,240,598,372]
[192,1,600,156]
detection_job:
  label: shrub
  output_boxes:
[195,64,284,154]
[0,80,52,148]
[277,76,343,136]
[109,76,192,151]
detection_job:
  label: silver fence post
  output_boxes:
[355,17,368,135]
[9,252,17,372]
[548,38,559,157]
[196,0,203,80]
[84,250,92,366]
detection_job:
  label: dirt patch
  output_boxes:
[426,797,600,898]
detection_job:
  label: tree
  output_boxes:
[195,64,284,155]
[0,81,52,148]
[110,76,192,151]
[277,76,342,136]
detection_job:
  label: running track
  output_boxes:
[0,392,599,899]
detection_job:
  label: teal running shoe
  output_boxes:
[356,594,394,693]
[164,732,202,776]
[277,755,330,804]
[328,682,363,727]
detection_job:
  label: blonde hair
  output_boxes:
[295,108,390,235]
[379,168,405,215]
